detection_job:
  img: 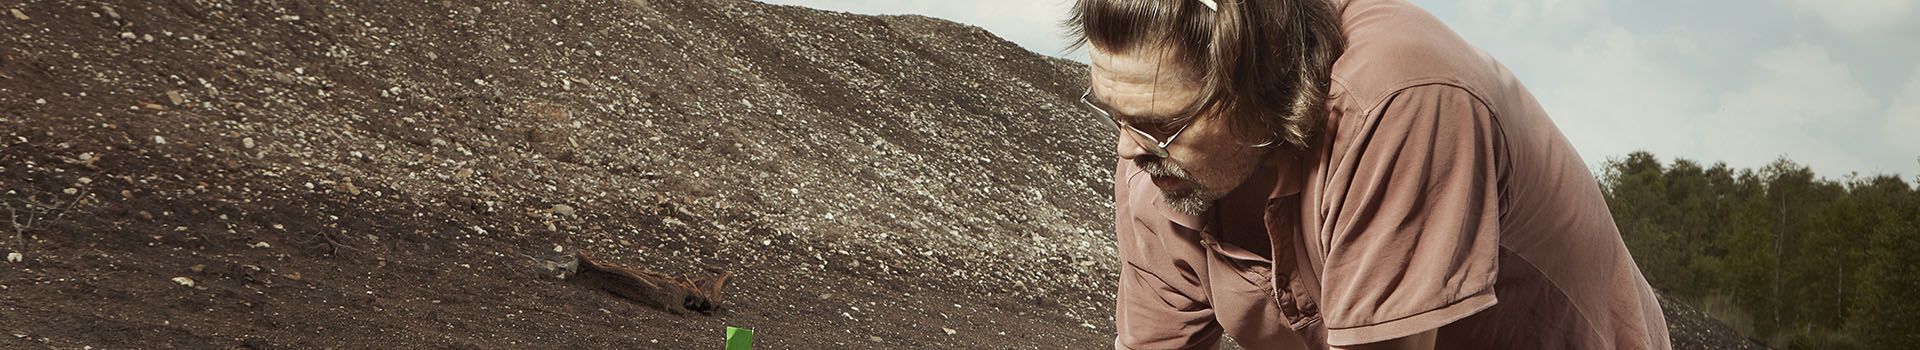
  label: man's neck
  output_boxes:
[1219,151,1287,215]
[1208,151,1290,259]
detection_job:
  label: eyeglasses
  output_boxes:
[1080,89,1195,158]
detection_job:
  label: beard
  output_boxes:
[1137,158,1217,215]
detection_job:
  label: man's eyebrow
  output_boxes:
[1087,90,1178,123]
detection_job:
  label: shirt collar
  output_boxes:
[1267,149,1309,201]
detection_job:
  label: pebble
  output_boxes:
[6,252,20,263]
[171,277,195,287]
[153,135,166,144]
[9,9,26,21]
[242,137,256,149]
[250,242,271,249]
[942,327,957,335]
[550,204,576,216]
[167,90,184,105]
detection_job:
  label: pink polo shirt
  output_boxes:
[1109,0,1670,349]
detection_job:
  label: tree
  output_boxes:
[1600,152,1917,348]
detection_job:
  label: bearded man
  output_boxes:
[1068,0,1670,349]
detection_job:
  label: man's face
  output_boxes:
[1089,45,1271,215]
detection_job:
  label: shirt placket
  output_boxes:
[1268,195,1327,347]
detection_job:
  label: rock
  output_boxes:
[550,204,576,216]
[336,181,361,195]
[153,135,166,144]
[250,242,271,249]
[242,137,256,149]
[167,90,184,105]
[942,327,957,335]
[6,252,20,263]
[10,9,26,20]
[171,277,195,287]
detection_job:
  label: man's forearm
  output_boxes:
[1331,330,1436,350]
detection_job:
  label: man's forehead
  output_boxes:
[1089,46,1201,121]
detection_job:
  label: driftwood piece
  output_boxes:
[550,251,730,315]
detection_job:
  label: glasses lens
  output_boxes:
[1084,91,1171,157]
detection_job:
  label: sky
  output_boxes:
[756,0,1920,181]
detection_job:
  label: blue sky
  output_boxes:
[757,0,1920,180]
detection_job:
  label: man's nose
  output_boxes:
[1116,132,1152,161]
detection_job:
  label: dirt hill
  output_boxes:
[0,0,1764,348]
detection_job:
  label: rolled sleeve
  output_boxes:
[1319,84,1504,346]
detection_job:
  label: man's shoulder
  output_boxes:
[1331,0,1509,114]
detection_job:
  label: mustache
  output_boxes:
[1136,158,1190,180]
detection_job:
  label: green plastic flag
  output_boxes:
[726,326,755,350]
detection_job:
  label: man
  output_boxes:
[1068,0,1670,349]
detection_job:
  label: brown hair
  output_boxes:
[1067,0,1345,149]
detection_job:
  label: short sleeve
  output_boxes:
[1318,84,1503,346]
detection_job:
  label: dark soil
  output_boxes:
[0,0,1766,349]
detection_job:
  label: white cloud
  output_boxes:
[1460,0,1605,33]
[1887,69,1920,152]
[1530,23,1713,166]
[1699,42,1880,174]
[1785,0,1918,34]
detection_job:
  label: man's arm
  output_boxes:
[1333,330,1436,350]
[1112,160,1224,350]
[1317,84,1503,346]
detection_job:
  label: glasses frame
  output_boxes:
[1080,89,1195,158]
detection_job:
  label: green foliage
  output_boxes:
[1599,151,1919,349]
